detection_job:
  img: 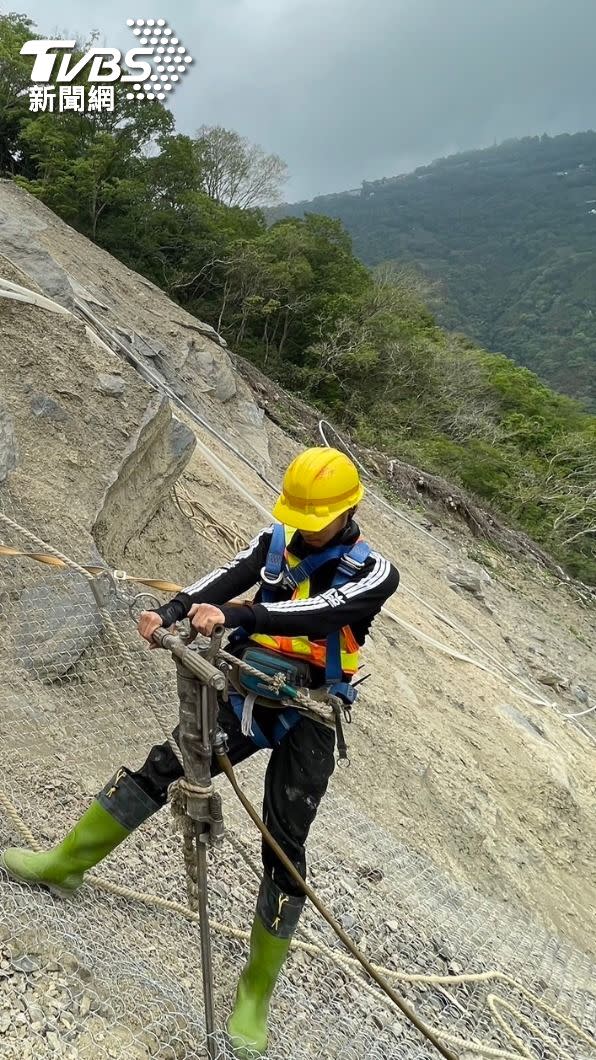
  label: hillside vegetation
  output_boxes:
[1,14,595,583]
[272,133,596,410]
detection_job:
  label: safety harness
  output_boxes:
[228,522,371,753]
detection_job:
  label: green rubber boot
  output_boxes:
[227,876,304,1058]
[0,768,160,897]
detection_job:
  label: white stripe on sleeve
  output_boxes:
[261,552,391,615]
[183,525,273,595]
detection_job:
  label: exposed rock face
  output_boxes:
[446,565,491,599]
[0,402,18,483]
[29,392,69,423]
[95,373,126,397]
[0,215,74,309]
[93,398,196,562]
[0,179,271,473]
[15,572,104,680]
[181,340,237,402]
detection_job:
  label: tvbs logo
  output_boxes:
[21,19,193,113]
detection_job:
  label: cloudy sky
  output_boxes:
[18,0,596,200]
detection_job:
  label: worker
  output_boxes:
[1,447,399,1057]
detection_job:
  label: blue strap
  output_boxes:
[227,626,249,650]
[325,630,343,684]
[334,540,371,582]
[260,522,287,602]
[324,539,371,686]
[283,546,348,590]
[229,692,301,749]
[273,708,302,744]
[261,526,371,601]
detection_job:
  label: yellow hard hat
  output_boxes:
[273,447,365,531]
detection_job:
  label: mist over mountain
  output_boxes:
[272,132,596,409]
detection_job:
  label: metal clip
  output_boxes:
[259,565,285,588]
[333,703,350,766]
[89,570,117,610]
[128,592,162,623]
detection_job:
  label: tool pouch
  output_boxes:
[236,645,311,703]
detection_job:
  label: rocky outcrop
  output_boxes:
[93,397,196,562]
[0,214,74,309]
[0,402,18,483]
[0,180,271,473]
[15,572,104,681]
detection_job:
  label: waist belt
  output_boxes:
[228,644,348,759]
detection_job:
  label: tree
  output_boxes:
[195,125,288,208]
[542,432,596,546]
[17,88,173,239]
[0,13,36,175]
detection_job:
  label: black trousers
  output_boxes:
[130,700,336,897]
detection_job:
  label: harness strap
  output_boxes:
[256,523,373,697]
[324,538,371,686]
[229,692,304,750]
[282,546,350,590]
[260,522,288,601]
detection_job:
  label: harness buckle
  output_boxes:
[259,565,285,588]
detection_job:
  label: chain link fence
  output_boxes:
[1,486,595,1060]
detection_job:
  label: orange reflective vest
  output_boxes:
[250,525,362,675]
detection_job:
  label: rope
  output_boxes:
[218,647,336,725]
[216,752,596,1060]
[4,776,595,1060]
[0,543,183,594]
[174,484,248,556]
[169,780,202,912]
[2,290,593,1054]
[317,418,452,552]
[0,512,184,770]
[0,523,334,727]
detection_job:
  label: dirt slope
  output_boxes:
[0,180,595,965]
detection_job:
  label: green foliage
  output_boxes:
[271,133,596,410]
[2,14,595,583]
[0,12,36,175]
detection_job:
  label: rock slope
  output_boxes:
[0,179,595,969]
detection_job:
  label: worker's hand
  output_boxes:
[138,610,165,650]
[189,603,226,637]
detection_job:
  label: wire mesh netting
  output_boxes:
[1,490,595,1060]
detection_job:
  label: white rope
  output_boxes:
[241,693,257,737]
[22,292,588,739]
[0,279,115,355]
[318,418,451,551]
[6,275,592,738]
[560,703,595,720]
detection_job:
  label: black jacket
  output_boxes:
[154,519,399,644]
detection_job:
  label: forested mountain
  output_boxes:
[272,133,596,410]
